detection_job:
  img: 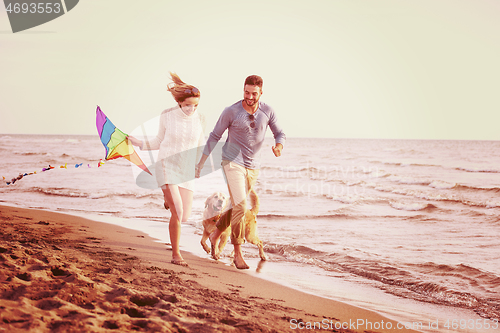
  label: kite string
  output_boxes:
[2,159,105,185]
[140,124,156,165]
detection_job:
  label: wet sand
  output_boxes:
[0,205,419,332]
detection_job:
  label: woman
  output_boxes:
[129,73,205,266]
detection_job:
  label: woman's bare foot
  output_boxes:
[171,255,188,267]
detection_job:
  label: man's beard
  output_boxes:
[244,98,258,107]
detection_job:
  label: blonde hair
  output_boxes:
[167,72,200,103]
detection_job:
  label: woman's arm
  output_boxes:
[133,112,167,151]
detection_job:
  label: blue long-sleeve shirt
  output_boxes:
[203,100,286,169]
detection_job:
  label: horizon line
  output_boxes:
[0,133,498,142]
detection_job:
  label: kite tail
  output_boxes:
[3,161,107,186]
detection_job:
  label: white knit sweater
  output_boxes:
[142,105,205,191]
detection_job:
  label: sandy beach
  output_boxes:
[0,204,420,332]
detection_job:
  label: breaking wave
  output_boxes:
[265,242,500,320]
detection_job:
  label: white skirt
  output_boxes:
[155,154,196,191]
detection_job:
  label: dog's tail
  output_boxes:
[248,188,260,215]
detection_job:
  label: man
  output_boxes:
[195,75,286,269]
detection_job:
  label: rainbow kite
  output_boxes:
[96,106,152,175]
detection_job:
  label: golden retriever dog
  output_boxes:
[201,192,230,255]
[201,189,267,261]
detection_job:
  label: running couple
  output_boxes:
[130,74,286,269]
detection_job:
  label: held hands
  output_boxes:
[195,163,203,178]
[195,154,209,178]
[272,143,283,157]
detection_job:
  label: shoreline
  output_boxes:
[0,204,420,332]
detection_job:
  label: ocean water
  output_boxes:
[1,134,500,333]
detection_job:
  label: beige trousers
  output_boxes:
[217,160,259,245]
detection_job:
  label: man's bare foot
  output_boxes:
[233,255,249,270]
[209,233,220,260]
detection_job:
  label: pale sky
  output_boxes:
[1,0,499,140]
